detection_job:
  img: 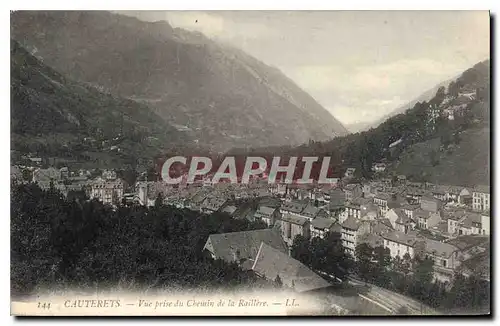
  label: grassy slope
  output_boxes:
[394,127,490,187]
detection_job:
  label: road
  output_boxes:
[317,271,439,315]
[347,276,439,315]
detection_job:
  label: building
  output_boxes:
[251,242,332,292]
[374,192,391,215]
[445,209,468,235]
[423,238,460,283]
[90,179,126,205]
[404,187,426,204]
[280,200,308,217]
[280,213,310,246]
[203,229,288,270]
[341,216,370,257]
[458,188,473,206]
[382,231,423,259]
[32,167,61,183]
[472,185,490,212]
[420,195,442,213]
[414,209,442,230]
[481,213,490,236]
[310,218,338,239]
[385,208,410,232]
[300,201,321,220]
[344,184,362,202]
[253,205,281,227]
[101,169,117,180]
[401,203,420,219]
[201,196,228,214]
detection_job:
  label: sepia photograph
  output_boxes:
[9,9,491,316]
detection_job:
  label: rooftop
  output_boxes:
[251,242,331,292]
[281,213,309,226]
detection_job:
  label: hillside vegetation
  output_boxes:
[11,40,194,168]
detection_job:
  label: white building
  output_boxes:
[481,213,490,236]
[91,179,126,205]
[382,230,423,259]
[472,185,490,212]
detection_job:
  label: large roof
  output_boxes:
[311,217,336,230]
[341,216,362,231]
[251,242,331,292]
[281,200,307,214]
[473,184,490,194]
[281,213,309,226]
[204,229,287,269]
[423,238,459,258]
[382,230,419,247]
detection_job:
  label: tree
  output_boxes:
[290,235,311,267]
[355,243,374,283]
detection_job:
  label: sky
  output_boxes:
[120,11,490,127]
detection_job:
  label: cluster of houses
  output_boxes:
[197,177,491,287]
[12,163,490,288]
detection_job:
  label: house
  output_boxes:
[382,230,424,259]
[385,208,413,233]
[253,205,281,227]
[404,187,426,204]
[458,187,473,206]
[90,178,126,205]
[420,195,442,213]
[310,218,337,239]
[32,167,61,183]
[472,185,490,212]
[358,233,385,249]
[401,203,420,219]
[344,183,362,202]
[300,201,321,220]
[481,213,490,236]
[414,209,442,230]
[328,189,346,217]
[201,196,228,213]
[423,238,460,283]
[101,169,117,180]
[447,235,490,280]
[341,216,370,257]
[373,192,391,215]
[459,249,490,282]
[280,200,308,217]
[456,212,482,236]
[280,214,310,246]
[203,229,288,270]
[369,218,394,236]
[251,242,331,292]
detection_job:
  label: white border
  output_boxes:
[2,2,497,326]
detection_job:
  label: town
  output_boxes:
[11,155,490,314]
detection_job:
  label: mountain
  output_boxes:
[10,11,349,152]
[233,59,490,186]
[350,76,458,133]
[11,39,192,168]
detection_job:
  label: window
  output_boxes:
[442,260,447,268]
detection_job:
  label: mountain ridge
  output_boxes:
[11,11,349,152]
